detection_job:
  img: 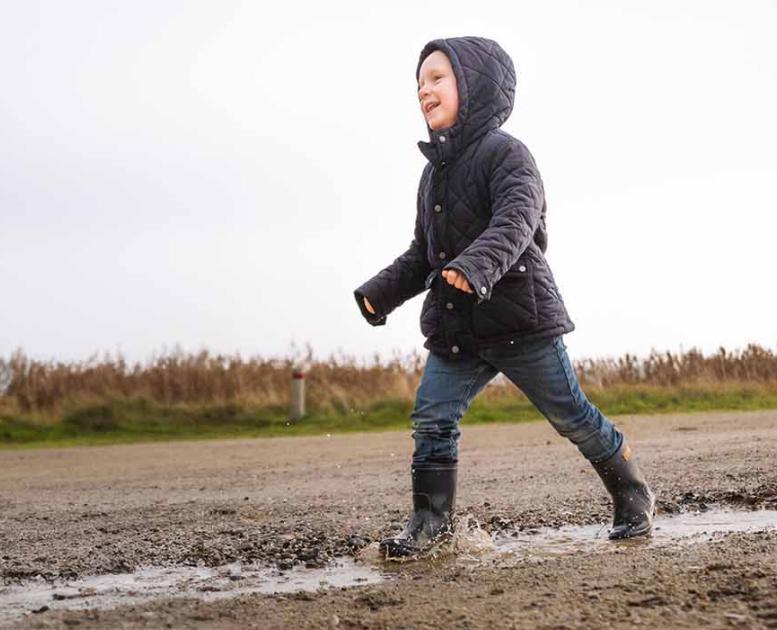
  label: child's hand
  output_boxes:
[442,269,474,294]
[363,297,376,314]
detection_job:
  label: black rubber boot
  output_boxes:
[591,442,656,540]
[379,464,457,559]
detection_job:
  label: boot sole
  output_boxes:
[379,539,421,559]
[608,521,654,540]
[609,500,657,540]
[379,530,454,560]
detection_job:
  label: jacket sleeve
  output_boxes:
[353,171,432,326]
[443,139,544,304]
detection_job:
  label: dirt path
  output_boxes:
[2,410,777,628]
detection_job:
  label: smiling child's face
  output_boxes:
[418,50,459,131]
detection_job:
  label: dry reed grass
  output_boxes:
[574,344,777,387]
[1,343,776,419]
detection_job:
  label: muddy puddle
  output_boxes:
[356,505,777,564]
[3,505,776,627]
[492,505,777,560]
[0,558,386,628]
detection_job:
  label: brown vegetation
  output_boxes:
[1,343,776,420]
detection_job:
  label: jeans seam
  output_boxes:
[552,337,579,403]
[454,363,487,419]
[554,338,623,462]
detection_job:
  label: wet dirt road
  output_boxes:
[2,409,777,628]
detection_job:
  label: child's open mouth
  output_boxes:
[425,102,440,114]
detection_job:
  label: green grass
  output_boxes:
[2,385,777,450]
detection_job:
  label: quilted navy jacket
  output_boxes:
[354,36,574,359]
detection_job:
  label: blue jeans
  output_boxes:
[410,335,623,467]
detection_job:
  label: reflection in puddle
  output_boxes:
[494,506,777,559]
[0,558,385,627]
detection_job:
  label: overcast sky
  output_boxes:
[1,0,775,365]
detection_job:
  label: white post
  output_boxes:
[290,366,305,420]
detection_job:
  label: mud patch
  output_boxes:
[3,410,777,629]
[11,507,772,626]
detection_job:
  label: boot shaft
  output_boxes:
[591,441,656,539]
[411,464,457,516]
[592,442,649,499]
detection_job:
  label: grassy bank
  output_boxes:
[3,383,777,450]
[3,343,777,449]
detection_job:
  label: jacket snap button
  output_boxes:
[480,286,487,294]
[446,302,454,310]
[438,251,447,259]
[451,345,459,353]
[439,135,446,143]
[434,204,442,213]
[518,265,526,272]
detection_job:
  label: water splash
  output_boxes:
[451,513,496,556]
[358,512,496,564]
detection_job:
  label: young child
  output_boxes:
[354,36,655,558]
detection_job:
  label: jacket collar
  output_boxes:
[417,127,463,167]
